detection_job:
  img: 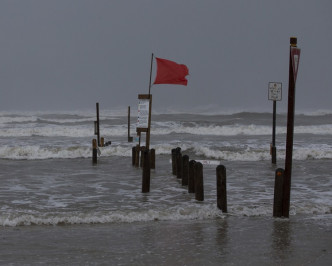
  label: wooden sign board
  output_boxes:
[136,94,151,133]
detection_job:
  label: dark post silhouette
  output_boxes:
[273,168,285,217]
[195,162,204,201]
[92,139,97,164]
[182,155,189,186]
[188,160,196,193]
[142,149,150,193]
[216,165,227,213]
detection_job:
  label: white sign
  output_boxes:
[291,47,301,84]
[137,99,150,129]
[268,82,282,101]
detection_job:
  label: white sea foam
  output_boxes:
[0,145,91,160]
[151,123,332,136]
[1,142,331,161]
[1,201,330,226]
[0,124,127,137]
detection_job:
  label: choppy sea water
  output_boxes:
[0,110,331,265]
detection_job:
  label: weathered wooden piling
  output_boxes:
[150,148,155,169]
[142,149,150,193]
[273,168,285,217]
[171,148,176,175]
[135,144,140,167]
[195,162,204,201]
[128,106,133,142]
[132,146,136,165]
[92,139,97,164]
[96,102,101,147]
[101,137,104,147]
[182,155,189,186]
[176,149,183,179]
[140,146,146,168]
[216,165,227,213]
[188,160,196,193]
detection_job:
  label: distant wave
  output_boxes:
[1,123,332,138]
[2,108,332,118]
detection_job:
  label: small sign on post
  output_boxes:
[137,96,150,130]
[268,82,282,164]
[268,82,282,101]
[136,94,152,150]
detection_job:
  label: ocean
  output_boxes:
[0,109,331,265]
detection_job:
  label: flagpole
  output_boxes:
[148,53,154,95]
[146,53,154,150]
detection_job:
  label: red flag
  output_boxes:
[153,57,189,86]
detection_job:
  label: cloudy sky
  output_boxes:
[1,0,331,113]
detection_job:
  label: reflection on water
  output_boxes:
[272,219,292,263]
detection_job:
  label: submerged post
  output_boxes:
[182,155,189,186]
[128,106,133,142]
[283,37,301,218]
[216,165,227,213]
[188,160,196,193]
[171,148,177,175]
[142,149,150,193]
[96,102,100,147]
[176,149,183,179]
[132,146,136,166]
[92,139,97,164]
[135,144,140,167]
[273,168,285,217]
[195,162,204,201]
[150,148,155,169]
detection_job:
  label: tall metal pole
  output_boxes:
[282,37,297,217]
[272,100,277,164]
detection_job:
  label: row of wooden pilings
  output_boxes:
[172,147,227,213]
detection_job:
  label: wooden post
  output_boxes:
[132,146,136,166]
[96,103,100,147]
[135,144,140,167]
[182,155,189,186]
[146,95,152,150]
[188,160,196,193]
[195,162,204,201]
[101,137,104,147]
[150,148,155,169]
[216,165,227,213]
[176,149,183,179]
[128,106,133,142]
[140,146,146,168]
[171,148,176,175]
[283,37,299,218]
[272,100,277,164]
[273,168,284,217]
[92,139,97,164]
[142,149,150,193]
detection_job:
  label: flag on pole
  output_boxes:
[153,57,189,86]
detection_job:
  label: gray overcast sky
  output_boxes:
[1,0,331,112]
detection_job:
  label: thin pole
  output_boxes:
[272,101,276,147]
[146,53,154,150]
[96,102,100,147]
[148,53,154,95]
[272,100,277,164]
